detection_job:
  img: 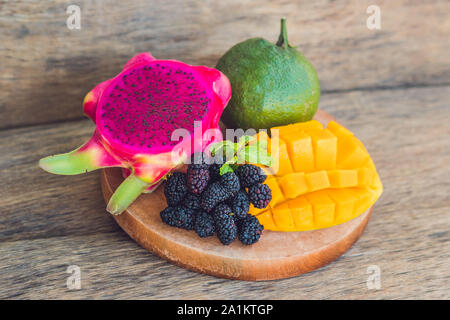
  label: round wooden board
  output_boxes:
[101,110,373,281]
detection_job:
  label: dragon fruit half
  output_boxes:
[39,53,231,215]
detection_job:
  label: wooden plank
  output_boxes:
[0,211,448,299]
[0,0,449,129]
[0,85,449,298]
[0,119,120,242]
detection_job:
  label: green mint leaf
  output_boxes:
[211,135,272,172]
[220,163,235,175]
[236,144,272,167]
[210,140,236,159]
[231,164,239,171]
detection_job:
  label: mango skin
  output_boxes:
[216,38,320,130]
[250,120,383,232]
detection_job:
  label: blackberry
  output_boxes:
[200,182,230,212]
[237,214,264,245]
[214,203,233,217]
[236,164,266,187]
[200,172,240,212]
[160,206,196,230]
[182,193,201,210]
[248,183,272,209]
[164,172,187,206]
[227,189,250,219]
[214,204,237,245]
[209,155,227,182]
[194,211,215,238]
[220,172,240,196]
[209,163,222,182]
[186,158,210,194]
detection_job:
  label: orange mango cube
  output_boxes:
[281,131,315,172]
[349,187,378,217]
[271,120,323,136]
[305,171,330,192]
[336,135,369,169]
[268,137,294,176]
[306,191,336,228]
[288,197,314,230]
[357,167,375,186]
[309,129,337,170]
[327,121,353,137]
[294,120,324,132]
[249,204,265,216]
[328,170,358,188]
[327,189,357,224]
[255,209,277,231]
[272,203,295,231]
[278,172,309,199]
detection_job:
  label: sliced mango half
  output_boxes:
[251,120,383,231]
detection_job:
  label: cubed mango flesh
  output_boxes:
[272,203,295,231]
[278,172,309,199]
[267,136,294,176]
[294,120,324,132]
[287,197,314,230]
[327,121,353,137]
[250,120,382,232]
[271,120,323,136]
[305,171,330,192]
[336,135,369,169]
[327,189,357,224]
[306,191,336,228]
[328,170,358,188]
[255,209,277,231]
[309,129,337,170]
[371,174,383,192]
[249,204,265,216]
[281,131,315,172]
[349,187,378,218]
[357,167,374,186]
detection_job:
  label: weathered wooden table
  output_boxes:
[0,1,449,299]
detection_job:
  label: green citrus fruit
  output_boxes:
[216,18,320,130]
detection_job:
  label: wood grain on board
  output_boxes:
[0,85,449,298]
[0,0,450,129]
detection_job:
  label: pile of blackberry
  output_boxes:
[160,154,271,245]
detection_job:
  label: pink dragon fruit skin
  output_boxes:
[39,52,231,215]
